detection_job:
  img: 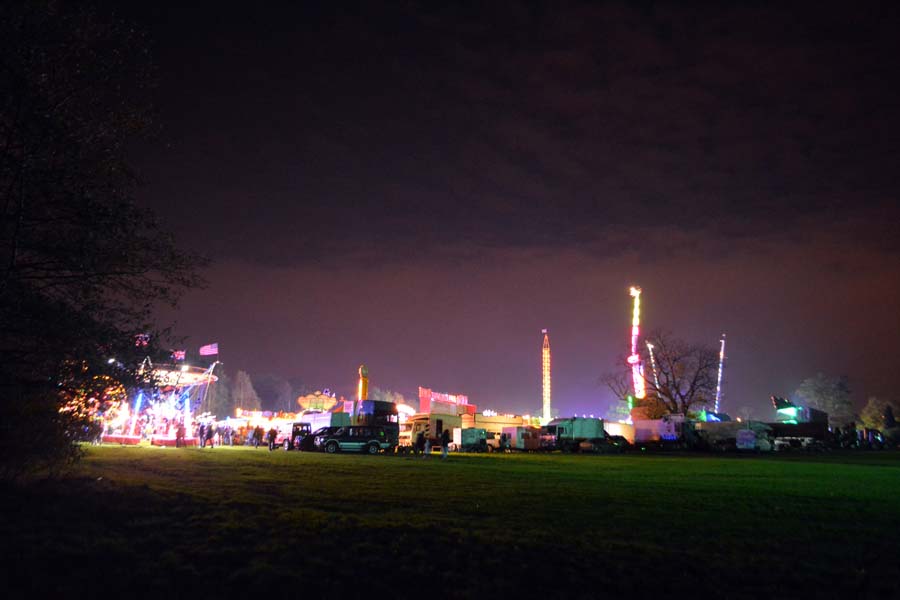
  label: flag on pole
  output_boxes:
[171,350,186,361]
[199,342,219,356]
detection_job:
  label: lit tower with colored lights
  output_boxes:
[357,364,369,403]
[353,364,370,426]
[714,334,726,413]
[541,329,551,424]
[627,286,646,399]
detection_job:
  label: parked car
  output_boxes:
[603,435,631,452]
[313,425,394,454]
[283,422,312,450]
[300,426,337,451]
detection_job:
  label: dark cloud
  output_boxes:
[160,7,895,247]
[126,1,900,266]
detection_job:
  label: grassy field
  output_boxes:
[3,446,900,598]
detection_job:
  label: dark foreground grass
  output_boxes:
[2,447,900,599]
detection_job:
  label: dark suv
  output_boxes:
[297,426,336,451]
[314,426,393,454]
[282,422,313,450]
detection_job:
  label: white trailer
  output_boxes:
[502,426,542,451]
[604,421,635,444]
[633,415,685,444]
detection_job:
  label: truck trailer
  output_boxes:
[451,427,488,452]
[541,417,605,452]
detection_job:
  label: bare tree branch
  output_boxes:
[639,330,718,415]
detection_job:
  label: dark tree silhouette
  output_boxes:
[0,1,204,478]
[600,368,632,404]
[601,331,719,418]
[638,330,719,416]
[859,396,898,430]
[231,370,262,413]
[794,374,854,427]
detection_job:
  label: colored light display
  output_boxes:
[130,390,144,436]
[542,328,551,424]
[646,341,660,391]
[92,361,221,444]
[418,387,469,406]
[297,390,338,411]
[777,408,799,424]
[395,403,416,423]
[418,387,472,414]
[714,334,726,413]
[776,405,799,424]
[358,364,369,403]
[627,286,646,399]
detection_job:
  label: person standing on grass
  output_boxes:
[198,423,206,448]
[424,435,432,458]
[414,431,424,457]
[267,427,277,451]
[176,422,185,448]
[441,429,450,459]
[205,423,215,448]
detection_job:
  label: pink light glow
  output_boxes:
[628,286,645,399]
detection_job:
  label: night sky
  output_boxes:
[119,1,899,417]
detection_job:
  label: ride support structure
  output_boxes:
[627,286,646,399]
[542,329,551,424]
[714,334,726,414]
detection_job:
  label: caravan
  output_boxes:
[401,413,462,451]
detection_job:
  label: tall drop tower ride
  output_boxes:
[542,329,551,424]
[627,286,646,399]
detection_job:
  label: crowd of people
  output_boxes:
[190,424,283,449]
[98,416,286,449]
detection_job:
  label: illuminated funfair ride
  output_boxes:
[646,340,660,391]
[100,361,219,446]
[542,329,552,425]
[627,286,646,401]
[358,364,369,405]
[714,334,726,414]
